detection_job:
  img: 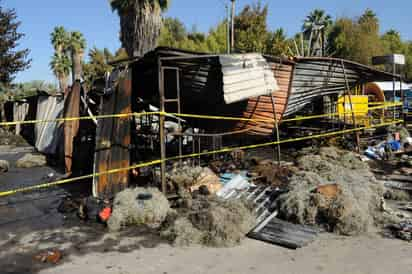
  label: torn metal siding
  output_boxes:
[219,54,278,104]
[234,59,294,135]
[35,95,64,154]
[93,68,132,199]
[64,82,81,174]
[13,101,29,135]
[283,58,396,117]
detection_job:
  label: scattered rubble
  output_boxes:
[167,166,222,194]
[253,160,295,187]
[162,196,256,247]
[384,188,411,201]
[0,127,28,146]
[16,153,47,168]
[0,159,9,172]
[108,187,170,231]
[33,250,62,264]
[387,221,412,241]
[276,146,385,236]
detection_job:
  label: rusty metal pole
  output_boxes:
[270,64,281,165]
[341,60,360,152]
[158,57,167,194]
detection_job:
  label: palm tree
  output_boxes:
[303,9,332,36]
[302,9,332,56]
[51,26,70,91]
[68,31,87,83]
[51,26,69,55]
[110,0,170,58]
[359,8,377,24]
[50,52,71,91]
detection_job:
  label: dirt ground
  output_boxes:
[1,146,412,274]
[36,233,412,274]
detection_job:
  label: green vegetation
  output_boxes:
[158,4,412,81]
[82,47,129,89]
[50,27,87,91]
[0,1,31,87]
[4,0,412,98]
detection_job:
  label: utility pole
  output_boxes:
[226,3,230,54]
[230,0,235,53]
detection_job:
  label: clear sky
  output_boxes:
[4,0,412,84]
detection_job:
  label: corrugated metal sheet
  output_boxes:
[13,101,29,135]
[35,95,64,154]
[219,54,278,104]
[133,48,396,136]
[283,57,396,117]
[234,58,293,135]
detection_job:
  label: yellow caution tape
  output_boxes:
[0,119,402,198]
[0,102,402,127]
[0,159,162,197]
[168,102,402,124]
[0,112,162,127]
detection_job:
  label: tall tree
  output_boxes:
[83,47,114,87]
[302,9,332,56]
[381,29,403,54]
[302,9,332,35]
[0,1,31,86]
[51,26,69,56]
[328,9,384,65]
[50,53,71,91]
[110,0,169,58]
[50,26,70,91]
[266,28,289,56]
[234,1,269,53]
[68,31,86,83]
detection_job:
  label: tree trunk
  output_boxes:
[58,73,68,93]
[71,51,83,83]
[119,2,163,58]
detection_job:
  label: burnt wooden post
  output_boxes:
[93,68,132,199]
[158,57,167,194]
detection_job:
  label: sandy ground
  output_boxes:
[36,233,412,274]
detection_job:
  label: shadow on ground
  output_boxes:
[0,220,167,274]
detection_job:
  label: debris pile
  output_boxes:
[162,196,256,247]
[387,221,412,241]
[0,159,9,172]
[0,127,28,146]
[167,166,222,194]
[276,147,385,236]
[16,153,47,168]
[108,187,171,231]
[253,160,295,187]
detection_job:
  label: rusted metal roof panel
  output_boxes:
[234,60,293,135]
